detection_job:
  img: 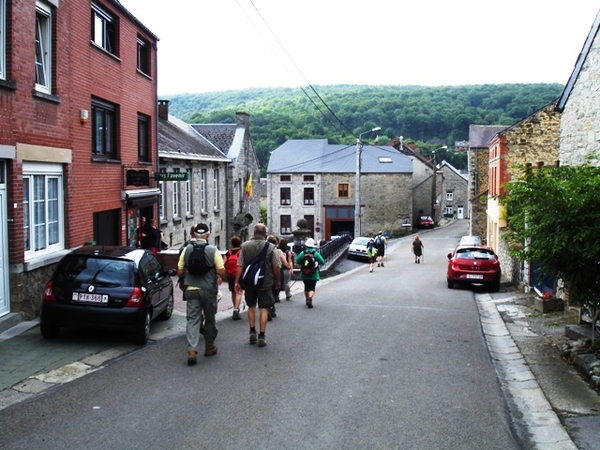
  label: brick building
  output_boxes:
[0,1,158,320]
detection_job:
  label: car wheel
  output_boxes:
[158,294,174,321]
[40,323,60,339]
[447,279,454,289]
[133,311,151,345]
[491,282,500,292]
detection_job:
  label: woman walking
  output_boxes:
[412,235,424,264]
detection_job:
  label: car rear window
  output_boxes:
[455,249,495,260]
[56,256,134,286]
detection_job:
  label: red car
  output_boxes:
[447,245,501,292]
[417,215,434,229]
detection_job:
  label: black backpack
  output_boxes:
[301,252,318,276]
[186,242,213,276]
[241,243,269,288]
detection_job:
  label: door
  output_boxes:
[457,207,464,219]
[0,189,9,316]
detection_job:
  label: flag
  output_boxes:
[245,174,253,197]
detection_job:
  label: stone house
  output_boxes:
[191,113,261,247]
[436,161,468,221]
[156,100,230,251]
[266,139,413,242]
[0,1,158,321]
[486,103,561,287]
[467,125,506,238]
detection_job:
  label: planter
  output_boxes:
[534,296,564,313]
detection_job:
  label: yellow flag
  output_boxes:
[245,174,253,197]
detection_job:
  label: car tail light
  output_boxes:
[125,287,143,307]
[42,281,56,302]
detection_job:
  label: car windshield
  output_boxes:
[455,248,494,259]
[56,256,134,285]
[353,238,370,246]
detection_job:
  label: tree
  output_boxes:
[501,163,600,338]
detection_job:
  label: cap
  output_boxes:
[378,231,383,235]
[194,223,209,234]
[305,238,317,248]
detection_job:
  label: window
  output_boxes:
[159,181,165,219]
[184,170,191,215]
[92,98,117,159]
[445,206,454,215]
[304,175,314,182]
[338,183,349,198]
[446,192,454,201]
[137,36,150,75]
[137,114,149,162]
[213,168,220,210]
[280,175,291,182]
[200,169,207,212]
[23,163,64,258]
[92,3,116,55]
[0,0,6,80]
[35,2,52,94]
[280,187,291,205]
[304,187,314,205]
[280,215,292,234]
[172,169,180,218]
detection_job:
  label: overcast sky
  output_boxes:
[119,0,600,96]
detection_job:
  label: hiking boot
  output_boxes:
[381,263,385,267]
[306,299,313,309]
[187,350,198,365]
[377,263,380,267]
[270,307,277,318]
[249,330,257,345]
[232,309,241,320]
[204,345,218,356]
[286,295,292,301]
[258,335,267,347]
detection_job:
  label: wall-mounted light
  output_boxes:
[80,109,89,124]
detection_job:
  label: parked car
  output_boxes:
[40,246,177,345]
[417,215,434,229]
[347,237,371,261]
[447,245,501,292]
[458,235,483,246]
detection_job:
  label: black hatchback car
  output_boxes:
[41,246,176,345]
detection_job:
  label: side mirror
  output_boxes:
[447,253,452,260]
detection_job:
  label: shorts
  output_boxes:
[303,279,317,292]
[244,288,275,309]
[375,246,385,257]
[227,277,236,292]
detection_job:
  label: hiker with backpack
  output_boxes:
[177,223,225,366]
[279,237,294,301]
[367,238,378,273]
[234,223,281,347]
[224,236,243,320]
[295,238,325,308]
[374,230,387,267]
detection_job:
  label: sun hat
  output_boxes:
[304,238,317,248]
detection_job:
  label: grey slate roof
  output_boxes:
[159,116,229,161]
[191,124,237,155]
[267,139,413,174]
[468,125,507,148]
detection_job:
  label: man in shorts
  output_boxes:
[234,223,281,347]
[374,231,387,267]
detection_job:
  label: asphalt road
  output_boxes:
[0,222,521,449]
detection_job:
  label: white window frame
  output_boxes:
[446,192,454,201]
[445,206,454,215]
[200,169,207,212]
[0,0,6,80]
[35,2,52,94]
[159,181,165,219]
[172,169,180,218]
[92,3,116,54]
[184,170,191,215]
[213,168,219,210]
[23,162,64,259]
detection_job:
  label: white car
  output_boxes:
[458,235,483,246]
[347,237,371,261]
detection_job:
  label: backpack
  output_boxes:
[241,243,270,288]
[301,252,318,276]
[186,242,213,276]
[225,248,240,279]
[375,236,382,246]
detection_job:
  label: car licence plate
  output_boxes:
[73,292,109,303]
[466,274,484,280]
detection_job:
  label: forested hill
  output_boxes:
[166,83,563,174]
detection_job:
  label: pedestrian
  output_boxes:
[223,236,243,321]
[412,235,424,264]
[374,230,387,267]
[367,238,378,273]
[267,234,286,320]
[279,237,294,300]
[177,223,225,365]
[295,238,325,308]
[234,223,281,347]
[140,218,161,254]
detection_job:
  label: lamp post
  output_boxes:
[430,145,448,224]
[355,126,381,238]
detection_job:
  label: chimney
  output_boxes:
[158,100,170,120]
[236,111,249,127]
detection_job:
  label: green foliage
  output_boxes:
[501,164,600,311]
[166,83,563,176]
[260,206,267,224]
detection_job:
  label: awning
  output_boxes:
[122,188,160,207]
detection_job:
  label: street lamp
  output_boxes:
[430,145,448,224]
[355,126,381,238]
